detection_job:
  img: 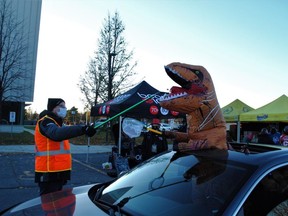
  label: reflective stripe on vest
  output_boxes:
[35,115,71,172]
[35,141,71,156]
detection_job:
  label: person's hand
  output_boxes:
[82,124,96,137]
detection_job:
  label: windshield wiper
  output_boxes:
[109,200,130,216]
[93,180,115,201]
[94,185,105,201]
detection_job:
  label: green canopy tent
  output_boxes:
[222,99,254,142]
[239,94,288,123]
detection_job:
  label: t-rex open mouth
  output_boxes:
[160,65,207,102]
[165,65,191,89]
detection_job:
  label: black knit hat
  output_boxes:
[47,98,65,111]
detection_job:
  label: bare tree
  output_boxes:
[79,11,137,110]
[0,0,31,120]
[79,58,105,109]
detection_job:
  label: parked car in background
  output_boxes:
[159,123,172,131]
[3,143,288,215]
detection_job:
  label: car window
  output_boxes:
[99,150,255,216]
[238,165,288,216]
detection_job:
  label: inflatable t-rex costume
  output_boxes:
[159,62,227,151]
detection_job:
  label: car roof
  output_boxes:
[183,143,288,168]
[227,143,288,167]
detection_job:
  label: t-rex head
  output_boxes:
[159,62,217,114]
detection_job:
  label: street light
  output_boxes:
[108,52,117,100]
[107,52,117,144]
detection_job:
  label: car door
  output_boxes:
[236,164,288,216]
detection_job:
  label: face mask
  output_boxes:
[57,107,67,118]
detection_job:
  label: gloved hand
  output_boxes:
[82,124,96,137]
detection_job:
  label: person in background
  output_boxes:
[257,128,274,144]
[269,127,281,145]
[112,122,120,147]
[141,118,168,160]
[34,98,96,195]
[177,116,187,133]
[280,126,288,146]
[226,130,235,143]
[112,121,135,157]
[243,132,254,143]
[173,116,187,146]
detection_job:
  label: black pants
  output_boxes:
[38,180,67,195]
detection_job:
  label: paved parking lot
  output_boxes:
[0,149,114,213]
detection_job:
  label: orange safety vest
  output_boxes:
[35,115,71,172]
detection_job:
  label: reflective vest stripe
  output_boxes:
[35,141,70,156]
[36,149,71,156]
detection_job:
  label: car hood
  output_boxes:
[2,184,108,216]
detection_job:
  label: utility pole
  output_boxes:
[108,52,117,100]
[107,52,117,143]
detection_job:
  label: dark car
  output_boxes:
[2,143,288,216]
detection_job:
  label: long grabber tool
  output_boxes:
[122,117,162,138]
[93,92,160,129]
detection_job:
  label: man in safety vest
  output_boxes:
[34,98,96,195]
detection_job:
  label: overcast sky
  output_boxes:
[31,0,288,113]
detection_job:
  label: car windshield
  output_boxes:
[98,150,255,216]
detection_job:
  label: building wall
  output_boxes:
[7,0,42,102]
[1,0,42,125]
